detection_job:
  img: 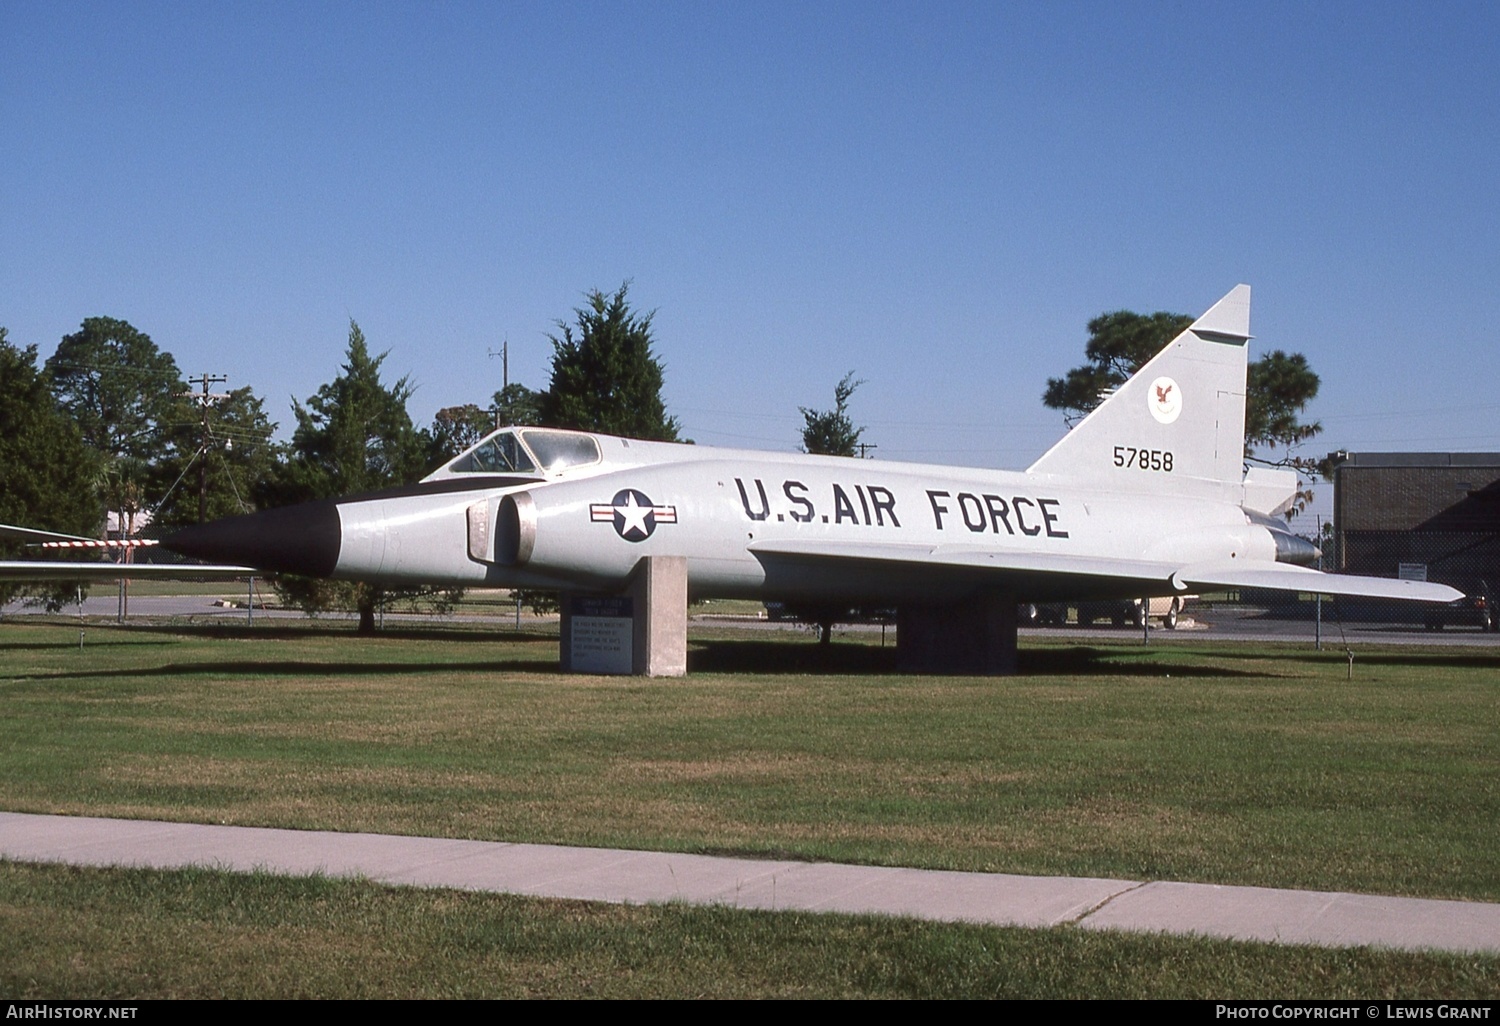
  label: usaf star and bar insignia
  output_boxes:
[590,489,678,542]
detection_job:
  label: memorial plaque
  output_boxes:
[569,595,634,674]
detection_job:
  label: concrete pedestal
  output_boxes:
[559,556,688,677]
[627,555,687,677]
[898,591,1018,675]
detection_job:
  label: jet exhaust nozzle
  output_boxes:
[1246,510,1321,567]
[1270,528,1321,567]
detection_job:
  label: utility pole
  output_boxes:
[1315,514,1323,652]
[487,339,509,389]
[184,374,229,522]
[488,339,510,429]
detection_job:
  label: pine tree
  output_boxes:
[800,372,866,457]
[1041,307,1322,512]
[539,283,679,441]
[1041,309,1321,457]
[284,321,426,499]
[276,321,428,632]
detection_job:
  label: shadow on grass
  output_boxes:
[4,657,566,682]
[0,617,561,645]
[689,639,901,675]
[1212,648,1500,671]
[0,639,180,651]
[117,623,561,644]
[1019,646,1271,678]
[21,620,1430,680]
[8,635,1289,682]
[687,639,1272,678]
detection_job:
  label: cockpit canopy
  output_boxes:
[435,427,602,478]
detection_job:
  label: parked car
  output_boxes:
[1076,596,1188,629]
[1028,602,1070,626]
[763,602,896,625]
[1424,582,1496,632]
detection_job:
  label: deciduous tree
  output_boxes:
[428,383,544,465]
[45,317,187,536]
[428,404,492,464]
[493,381,542,428]
[0,329,103,610]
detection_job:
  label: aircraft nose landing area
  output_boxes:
[4,812,1497,955]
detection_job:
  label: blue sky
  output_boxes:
[4,1,1497,520]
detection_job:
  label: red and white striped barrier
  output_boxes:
[39,539,160,549]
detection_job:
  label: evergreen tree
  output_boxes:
[1041,306,1322,512]
[276,321,428,632]
[1041,308,1321,458]
[1041,310,1194,426]
[283,321,426,499]
[1245,350,1323,456]
[539,283,679,440]
[800,372,866,457]
[0,329,103,610]
[493,381,542,428]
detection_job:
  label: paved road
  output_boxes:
[1025,607,1500,649]
[6,593,1499,648]
[729,607,1500,648]
[4,811,1497,955]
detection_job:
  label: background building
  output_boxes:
[1328,452,1500,625]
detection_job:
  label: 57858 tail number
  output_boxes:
[1114,446,1173,472]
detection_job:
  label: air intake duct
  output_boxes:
[496,491,536,566]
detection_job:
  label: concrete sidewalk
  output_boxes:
[3,811,1498,955]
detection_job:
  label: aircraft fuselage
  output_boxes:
[311,450,1274,604]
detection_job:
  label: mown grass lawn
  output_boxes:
[3,619,1497,900]
[3,861,1497,1000]
[3,618,1498,998]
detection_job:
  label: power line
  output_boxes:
[180,374,229,523]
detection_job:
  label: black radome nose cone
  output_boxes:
[164,501,342,577]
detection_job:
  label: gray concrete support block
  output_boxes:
[898,591,1018,675]
[627,555,688,677]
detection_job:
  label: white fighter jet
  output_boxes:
[153,285,1456,671]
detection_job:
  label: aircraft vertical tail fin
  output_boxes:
[1027,285,1251,498]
